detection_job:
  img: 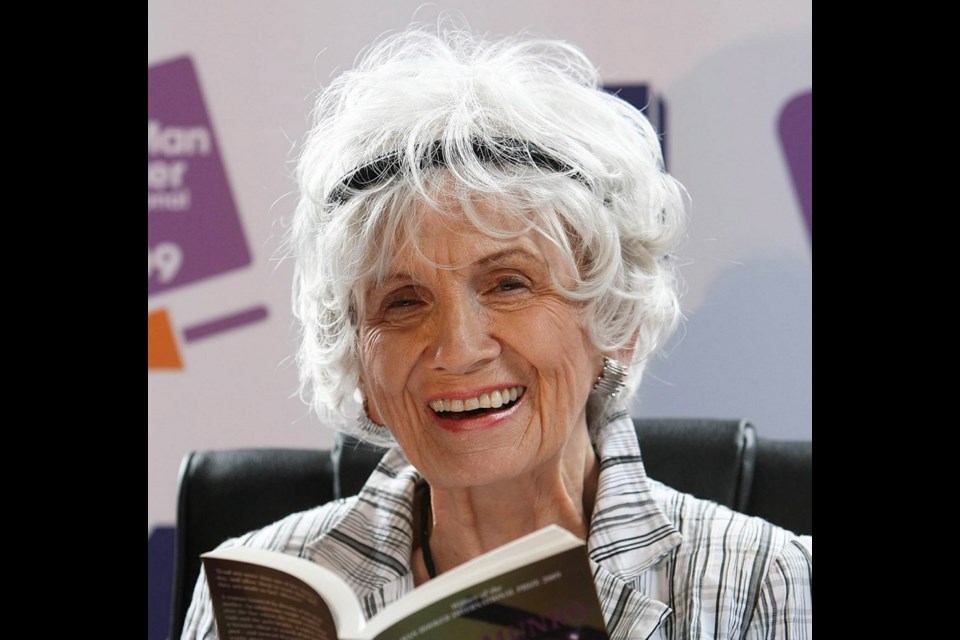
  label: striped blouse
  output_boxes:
[181,411,812,639]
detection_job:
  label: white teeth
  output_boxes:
[430,386,525,414]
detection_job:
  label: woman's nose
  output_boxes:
[427,297,500,374]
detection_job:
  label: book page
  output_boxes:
[365,545,609,640]
[204,557,345,640]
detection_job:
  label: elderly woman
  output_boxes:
[182,25,812,640]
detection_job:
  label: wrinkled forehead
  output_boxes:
[372,192,522,268]
[357,192,574,292]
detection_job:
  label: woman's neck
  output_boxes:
[415,430,599,582]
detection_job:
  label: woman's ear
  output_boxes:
[354,375,369,410]
[356,376,386,424]
[615,345,635,365]
[597,326,639,375]
[614,325,641,365]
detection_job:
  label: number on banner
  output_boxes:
[149,242,183,283]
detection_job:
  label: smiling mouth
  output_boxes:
[429,386,525,419]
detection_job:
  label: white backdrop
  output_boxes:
[148,0,812,537]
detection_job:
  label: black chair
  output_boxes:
[745,437,813,537]
[169,417,810,640]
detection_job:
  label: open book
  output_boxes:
[202,524,609,640]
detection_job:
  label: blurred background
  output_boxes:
[148,2,810,637]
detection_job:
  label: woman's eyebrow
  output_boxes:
[369,273,417,293]
[371,247,544,293]
[478,248,542,268]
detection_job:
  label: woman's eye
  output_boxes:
[492,276,528,293]
[382,286,424,313]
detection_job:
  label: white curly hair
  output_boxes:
[288,23,688,444]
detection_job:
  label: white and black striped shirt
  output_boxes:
[182,412,812,639]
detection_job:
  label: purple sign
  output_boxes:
[148,57,251,295]
[778,91,812,239]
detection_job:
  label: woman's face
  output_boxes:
[357,201,603,489]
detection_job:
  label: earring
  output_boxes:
[593,357,629,398]
[356,412,387,436]
[353,411,397,447]
[353,397,396,447]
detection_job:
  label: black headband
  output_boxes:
[326,137,584,205]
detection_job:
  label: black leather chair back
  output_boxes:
[745,438,813,537]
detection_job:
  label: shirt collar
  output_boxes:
[304,446,421,613]
[586,410,681,638]
[588,410,683,583]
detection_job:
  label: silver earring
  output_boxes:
[593,357,629,398]
[356,412,387,435]
[353,411,397,447]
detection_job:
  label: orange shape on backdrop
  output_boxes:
[148,309,183,369]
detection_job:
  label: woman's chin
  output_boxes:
[415,404,538,486]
